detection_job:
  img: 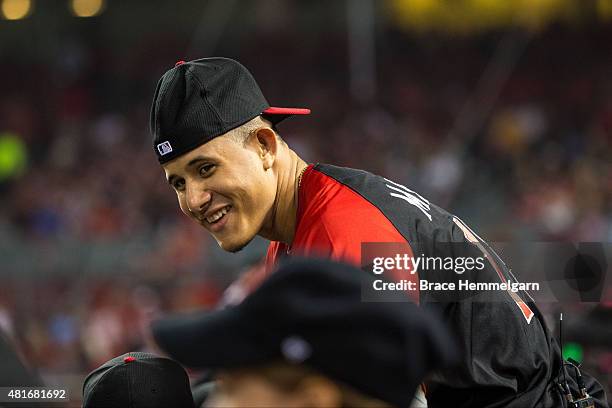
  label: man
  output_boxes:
[150,57,607,407]
[151,258,457,408]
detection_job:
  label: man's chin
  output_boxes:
[217,236,254,253]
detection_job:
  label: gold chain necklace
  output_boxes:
[297,165,308,188]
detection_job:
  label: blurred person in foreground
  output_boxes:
[149,58,607,407]
[0,329,51,408]
[0,330,43,388]
[82,352,195,408]
[152,258,457,408]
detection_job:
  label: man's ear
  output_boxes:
[249,127,278,170]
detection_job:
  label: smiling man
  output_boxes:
[150,58,607,407]
[152,58,309,254]
[160,115,306,254]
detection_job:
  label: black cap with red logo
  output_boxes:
[150,57,310,164]
[82,352,195,408]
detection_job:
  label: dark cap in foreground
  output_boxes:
[152,258,458,408]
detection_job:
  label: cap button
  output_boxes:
[124,356,136,363]
[174,60,186,67]
[281,336,312,363]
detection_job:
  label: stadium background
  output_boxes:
[0,0,611,405]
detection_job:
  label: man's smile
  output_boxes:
[205,205,232,232]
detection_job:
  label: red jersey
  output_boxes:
[255,164,589,408]
[266,164,419,300]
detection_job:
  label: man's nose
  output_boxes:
[186,181,211,216]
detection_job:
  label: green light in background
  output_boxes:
[0,132,27,182]
[563,342,583,363]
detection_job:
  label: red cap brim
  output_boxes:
[263,107,311,116]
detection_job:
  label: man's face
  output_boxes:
[208,371,307,408]
[162,130,277,252]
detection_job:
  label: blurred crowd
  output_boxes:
[0,19,611,398]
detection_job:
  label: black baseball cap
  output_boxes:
[82,352,195,408]
[152,258,458,408]
[150,57,310,164]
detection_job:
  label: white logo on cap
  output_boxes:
[281,335,312,363]
[157,141,173,156]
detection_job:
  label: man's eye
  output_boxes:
[199,164,215,177]
[172,179,185,191]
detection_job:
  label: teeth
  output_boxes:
[206,206,230,224]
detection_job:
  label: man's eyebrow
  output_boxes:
[186,156,212,167]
